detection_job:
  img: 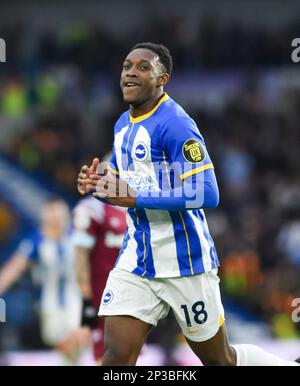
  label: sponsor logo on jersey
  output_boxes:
[182,138,206,163]
[109,217,121,228]
[133,142,148,161]
[104,232,124,248]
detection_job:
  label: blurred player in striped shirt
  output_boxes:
[0,198,90,364]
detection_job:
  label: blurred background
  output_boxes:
[0,0,300,365]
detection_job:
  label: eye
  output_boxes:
[123,63,130,70]
[140,64,150,71]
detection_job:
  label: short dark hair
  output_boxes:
[129,42,173,76]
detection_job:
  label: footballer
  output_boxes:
[77,43,300,366]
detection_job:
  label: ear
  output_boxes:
[157,73,169,87]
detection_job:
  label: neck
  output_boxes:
[130,91,165,118]
[42,226,63,239]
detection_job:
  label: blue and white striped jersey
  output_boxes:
[17,230,80,308]
[110,93,220,278]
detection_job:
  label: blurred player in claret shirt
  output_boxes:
[72,168,127,364]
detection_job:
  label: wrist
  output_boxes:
[81,297,99,329]
[126,195,136,208]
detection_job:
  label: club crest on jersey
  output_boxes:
[133,142,148,162]
[103,290,114,305]
[182,138,206,163]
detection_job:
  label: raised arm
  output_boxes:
[0,253,30,295]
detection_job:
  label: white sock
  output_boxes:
[232,344,299,366]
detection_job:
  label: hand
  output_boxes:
[77,158,100,195]
[91,171,136,208]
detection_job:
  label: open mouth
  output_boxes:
[124,82,141,88]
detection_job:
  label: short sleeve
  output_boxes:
[160,116,214,182]
[16,232,41,263]
[72,198,104,249]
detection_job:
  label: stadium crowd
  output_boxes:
[1,14,298,71]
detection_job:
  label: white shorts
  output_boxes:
[40,299,81,346]
[99,268,225,342]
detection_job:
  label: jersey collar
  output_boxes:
[129,92,169,124]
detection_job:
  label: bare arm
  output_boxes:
[75,245,99,329]
[75,246,92,298]
[0,254,30,295]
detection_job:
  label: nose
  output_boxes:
[126,71,137,78]
[125,65,138,78]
